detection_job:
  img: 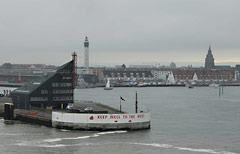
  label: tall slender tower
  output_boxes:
[84,36,89,69]
[205,45,215,69]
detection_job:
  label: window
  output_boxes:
[59,83,72,87]
[30,97,48,101]
[63,76,72,80]
[53,89,73,94]
[53,96,73,101]
[111,73,115,77]
[53,82,72,87]
[53,97,59,101]
[52,83,59,87]
[66,83,72,87]
[41,90,48,94]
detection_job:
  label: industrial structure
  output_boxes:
[11,53,77,109]
[84,36,89,70]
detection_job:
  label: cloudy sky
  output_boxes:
[0,0,239,67]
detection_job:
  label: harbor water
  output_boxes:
[0,86,240,154]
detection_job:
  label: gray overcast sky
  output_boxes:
[0,0,240,66]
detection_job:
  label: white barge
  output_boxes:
[52,112,151,130]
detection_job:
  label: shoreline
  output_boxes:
[2,83,240,88]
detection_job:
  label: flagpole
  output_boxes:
[135,91,138,113]
[120,96,122,113]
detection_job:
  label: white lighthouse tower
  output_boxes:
[84,36,89,69]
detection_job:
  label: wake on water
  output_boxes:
[15,130,238,154]
[132,143,238,154]
[43,130,127,142]
[15,130,128,147]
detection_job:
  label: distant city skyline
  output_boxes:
[0,0,239,66]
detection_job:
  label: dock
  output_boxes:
[0,97,122,127]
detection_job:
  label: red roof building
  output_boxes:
[172,69,236,82]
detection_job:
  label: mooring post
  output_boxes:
[136,91,138,113]
[219,86,221,96]
[4,103,14,120]
[222,85,224,94]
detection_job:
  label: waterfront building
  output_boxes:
[88,67,105,83]
[205,45,215,69]
[0,64,56,83]
[214,65,231,70]
[152,69,171,82]
[235,65,240,80]
[172,69,236,83]
[11,53,77,109]
[103,69,153,83]
[0,71,42,83]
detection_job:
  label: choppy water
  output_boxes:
[0,86,240,154]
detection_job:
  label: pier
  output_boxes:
[0,97,125,128]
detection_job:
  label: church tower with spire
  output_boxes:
[205,45,215,69]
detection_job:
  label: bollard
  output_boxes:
[219,86,221,96]
[10,104,14,120]
[4,103,14,120]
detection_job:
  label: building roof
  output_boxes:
[11,60,74,95]
[11,72,56,95]
[56,60,73,72]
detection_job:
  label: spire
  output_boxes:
[208,44,212,54]
[209,44,211,51]
[205,44,214,69]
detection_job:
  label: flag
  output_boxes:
[120,96,125,101]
